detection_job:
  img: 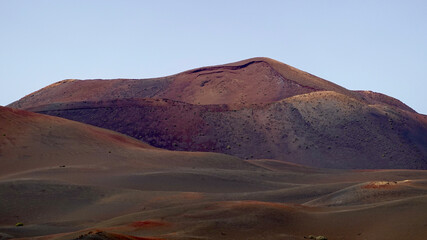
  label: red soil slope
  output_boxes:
[0,106,254,177]
[22,92,427,169]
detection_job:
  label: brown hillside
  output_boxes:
[0,106,255,177]
[26,92,427,169]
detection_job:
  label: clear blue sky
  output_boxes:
[1,0,426,114]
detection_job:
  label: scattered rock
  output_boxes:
[316,236,327,240]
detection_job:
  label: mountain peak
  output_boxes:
[8,58,413,112]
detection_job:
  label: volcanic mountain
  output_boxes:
[8,57,427,169]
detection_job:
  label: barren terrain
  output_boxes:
[1,107,427,239]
